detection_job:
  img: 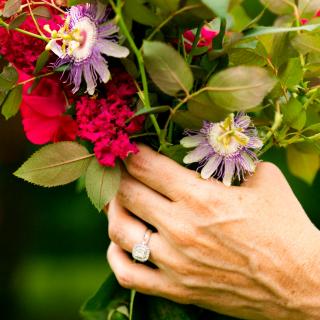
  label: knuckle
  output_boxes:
[108,222,123,245]
[126,153,150,178]
[116,269,133,289]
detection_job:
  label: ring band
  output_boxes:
[132,229,152,263]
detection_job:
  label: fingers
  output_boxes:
[107,242,171,295]
[117,171,172,229]
[107,199,165,265]
[125,144,204,201]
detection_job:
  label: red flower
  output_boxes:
[76,72,144,167]
[0,12,62,74]
[183,25,219,52]
[19,71,77,144]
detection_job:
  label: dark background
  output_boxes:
[1,1,320,319]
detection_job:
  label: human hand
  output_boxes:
[106,145,320,320]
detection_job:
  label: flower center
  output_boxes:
[68,17,98,62]
[208,114,250,156]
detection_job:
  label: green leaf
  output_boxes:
[243,24,320,38]
[271,32,297,68]
[188,92,228,122]
[160,145,188,165]
[172,110,203,129]
[124,0,161,27]
[14,142,91,187]
[0,66,18,90]
[32,5,52,19]
[8,12,27,29]
[279,58,303,89]
[1,85,22,120]
[299,0,320,17]
[34,51,50,74]
[281,98,306,130]
[143,41,194,96]
[291,33,320,55]
[0,90,8,106]
[134,105,170,117]
[67,0,88,6]
[148,0,179,13]
[207,66,276,111]
[85,158,121,211]
[287,145,319,184]
[3,0,21,17]
[260,0,294,15]
[147,297,199,320]
[201,0,230,18]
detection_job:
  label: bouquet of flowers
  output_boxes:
[1,0,320,318]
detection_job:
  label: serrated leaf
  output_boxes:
[188,92,228,122]
[124,0,161,26]
[143,41,194,96]
[32,6,52,19]
[3,0,21,17]
[34,51,50,74]
[8,12,27,29]
[201,0,230,18]
[85,158,121,211]
[1,85,22,120]
[207,66,276,111]
[260,0,294,15]
[287,145,319,184]
[243,24,320,38]
[291,33,320,55]
[14,142,91,187]
[134,105,170,117]
[0,66,18,90]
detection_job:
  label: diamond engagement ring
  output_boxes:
[132,229,152,263]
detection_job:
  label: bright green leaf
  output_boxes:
[281,98,306,130]
[1,85,22,120]
[67,0,88,6]
[14,142,91,187]
[207,66,276,111]
[287,145,319,184]
[243,24,320,38]
[279,58,303,89]
[143,41,194,96]
[85,158,121,211]
[201,0,230,17]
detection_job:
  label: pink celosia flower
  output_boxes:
[76,72,144,167]
[0,13,62,74]
[183,25,219,52]
[19,71,77,144]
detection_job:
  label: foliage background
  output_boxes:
[1,1,320,320]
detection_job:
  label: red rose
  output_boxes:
[19,71,77,144]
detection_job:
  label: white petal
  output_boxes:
[249,136,263,149]
[84,65,96,95]
[49,41,63,58]
[180,135,204,148]
[241,152,256,172]
[98,40,130,58]
[201,155,222,180]
[183,145,210,164]
[94,59,111,83]
[223,160,235,187]
[99,23,119,37]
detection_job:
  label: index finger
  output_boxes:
[125,144,222,201]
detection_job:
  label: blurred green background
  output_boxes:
[1,1,320,320]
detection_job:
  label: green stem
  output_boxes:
[129,289,136,320]
[263,107,283,145]
[111,0,162,141]
[187,22,204,64]
[0,18,48,41]
[303,89,319,110]
[15,71,55,87]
